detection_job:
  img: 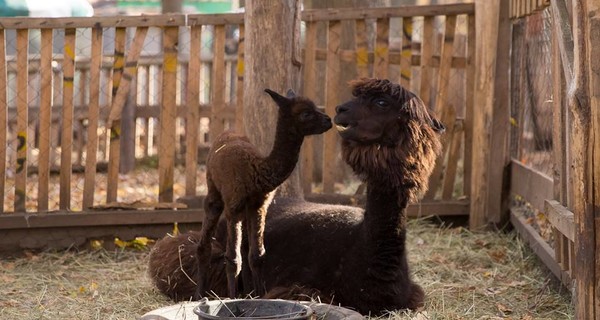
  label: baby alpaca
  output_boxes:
[196,89,332,298]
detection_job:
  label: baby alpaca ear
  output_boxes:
[265,89,292,108]
[286,89,296,98]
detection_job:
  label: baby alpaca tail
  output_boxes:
[148,231,227,301]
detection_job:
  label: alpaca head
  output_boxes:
[334,78,444,201]
[265,89,332,136]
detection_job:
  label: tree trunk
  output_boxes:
[162,0,182,13]
[243,0,303,198]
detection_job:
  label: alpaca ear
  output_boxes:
[286,89,296,98]
[429,117,445,133]
[402,97,445,133]
[264,89,292,107]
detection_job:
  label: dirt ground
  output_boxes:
[0,218,573,320]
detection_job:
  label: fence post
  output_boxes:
[570,0,600,318]
[486,0,511,226]
[469,0,500,229]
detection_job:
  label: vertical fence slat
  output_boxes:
[82,26,103,209]
[424,104,456,200]
[106,27,126,203]
[141,66,151,157]
[442,120,463,200]
[424,15,457,200]
[38,29,53,211]
[158,26,179,203]
[400,18,413,89]
[463,13,475,199]
[185,25,202,196]
[551,15,568,205]
[235,24,245,133]
[210,25,226,139]
[0,29,6,212]
[15,29,29,212]
[302,21,318,195]
[60,28,77,210]
[354,19,369,78]
[419,16,434,108]
[374,18,389,79]
[323,20,341,194]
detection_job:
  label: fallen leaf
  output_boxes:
[496,303,512,315]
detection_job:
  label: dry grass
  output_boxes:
[0,219,573,320]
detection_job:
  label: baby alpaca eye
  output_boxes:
[299,111,313,121]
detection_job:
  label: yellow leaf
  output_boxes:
[173,222,180,236]
[114,238,127,248]
[90,240,103,250]
[79,286,86,293]
[510,117,518,127]
[133,237,149,246]
[90,281,98,291]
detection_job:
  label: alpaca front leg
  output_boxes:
[225,216,243,298]
[247,208,267,296]
[195,189,223,299]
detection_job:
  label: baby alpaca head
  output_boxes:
[334,78,444,201]
[265,88,332,136]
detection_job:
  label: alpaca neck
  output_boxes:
[256,119,304,192]
[358,184,410,282]
[363,184,409,242]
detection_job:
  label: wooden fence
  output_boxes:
[507,0,600,317]
[0,3,476,251]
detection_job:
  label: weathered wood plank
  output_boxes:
[185,25,202,196]
[424,104,456,200]
[82,27,103,209]
[551,20,568,205]
[106,27,126,203]
[442,119,463,200]
[374,18,389,79]
[470,0,500,229]
[0,15,187,29]
[584,2,600,318]
[15,29,29,212]
[0,29,6,212]
[37,29,53,212]
[550,0,574,84]
[400,17,413,88]
[510,159,553,211]
[235,24,245,133]
[545,200,574,242]
[323,20,341,194]
[107,27,149,124]
[463,13,475,198]
[354,19,369,78]
[301,21,318,195]
[487,0,511,225]
[59,28,77,210]
[158,26,179,203]
[301,3,474,21]
[419,16,434,108]
[510,208,565,285]
[209,25,226,139]
[432,15,457,114]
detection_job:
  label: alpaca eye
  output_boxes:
[375,99,388,108]
[299,111,313,121]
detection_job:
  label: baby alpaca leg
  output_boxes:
[225,214,244,298]
[195,187,223,299]
[247,207,267,296]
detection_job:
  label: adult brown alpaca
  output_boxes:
[196,89,332,299]
[148,78,444,314]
